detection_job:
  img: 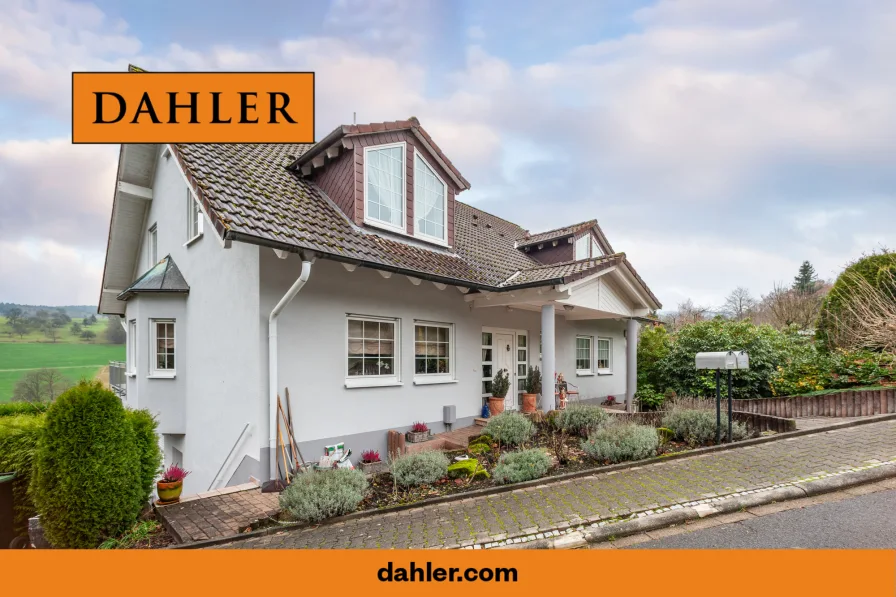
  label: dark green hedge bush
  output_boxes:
[126,409,162,507]
[30,381,143,548]
[0,414,44,537]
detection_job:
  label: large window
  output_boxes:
[597,337,612,373]
[347,316,398,385]
[413,153,447,243]
[575,335,592,374]
[150,319,175,376]
[186,189,203,242]
[148,224,158,268]
[414,323,452,379]
[127,319,137,375]
[364,143,406,233]
[575,234,589,260]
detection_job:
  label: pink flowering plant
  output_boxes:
[160,463,190,483]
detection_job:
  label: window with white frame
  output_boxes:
[597,337,612,373]
[148,224,158,268]
[413,153,447,242]
[186,189,203,241]
[591,236,602,257]
[516,333,528,407]
[481,332,494,403]
[414,323,452,377]
[364,143,406,233]
[575,234,589,260]
[575,335,593,374]
[127,319,137,374]
[347,316,398,380]
[150,319,176,376]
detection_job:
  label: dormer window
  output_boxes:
[363,142,406,234]
[575,234,589,260]
[591,237,602,257]
[414,152,447,243]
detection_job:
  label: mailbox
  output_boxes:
[695,351,749,370]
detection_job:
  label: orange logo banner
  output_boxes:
[72,72,314,144]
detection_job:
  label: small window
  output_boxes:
[575,234,589,260]
[148,224,158,268]
[413,153,447,243]
[347,316,398,382]
[575,335,592,374]
[150,319,176,376]
[364,143,406,233]
[597,337,612,373]
[127,319,137,375]
[414,323,452,377]
[591,236,601,257]
[186,189,203,242]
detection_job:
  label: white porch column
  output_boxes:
[541,304,556,412]
[625,318,639,412]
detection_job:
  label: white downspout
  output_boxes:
[268,259,312,481]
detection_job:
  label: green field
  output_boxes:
[0,343,125,402]
[0,316,112,344]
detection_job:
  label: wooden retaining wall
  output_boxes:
[610,410,796,433]
[733,388,896,419]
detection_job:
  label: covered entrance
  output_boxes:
[481,327,529,412]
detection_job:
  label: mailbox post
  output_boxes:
[695,351,750,444]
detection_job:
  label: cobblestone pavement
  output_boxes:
[214,420,896,549]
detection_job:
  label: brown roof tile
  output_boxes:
[517,220,596,247]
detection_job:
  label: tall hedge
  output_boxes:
[816,252,896,349]
[126,409,162,506]
[0,414,43,537]
[30,381,143,548]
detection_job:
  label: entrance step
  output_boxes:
[474,417,488,427]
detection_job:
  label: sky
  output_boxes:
[1,0,894,310]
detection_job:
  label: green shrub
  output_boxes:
[0,414,44,537]
[468,433,493,448]
[279,468,367,523]
[555,404,609,437]
[492,449,552,484]
[661,408,748,446]
[447,458,489,481]
[581,424,659,463]
[30,381,143,548]
[391,451,449,487]
[0,402,50,418]
[467,443,491,456]
[126,409,162,506]
[635,384,665,411]
[483,412,535,446]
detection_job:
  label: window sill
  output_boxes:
[184,233,203,247]
[362,217,408,237]
[576,371,594,377]
[413,377,457,386]
[345,378,402,389]
[126,372,136,379]
[597,369,613,376]
[147,373,176,379]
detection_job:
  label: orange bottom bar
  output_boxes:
[3,549,894,596]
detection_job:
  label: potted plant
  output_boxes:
[357,449,388,475]
[405,421,431,443]
[488,369,510,416]
[156,463,190,504]
[521,365,542,413]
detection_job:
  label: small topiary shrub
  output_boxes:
[30,381,143,548]
[581,424,659,463]
[391,450,449,487]
[125,409,162,507]
[0,414,44,537]
[483,412,535,446]
[555,403,609,437]
[279,468,367,523]
[492,448,552,484]
[661,409,749,446]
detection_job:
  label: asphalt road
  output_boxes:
[632,488,896,549]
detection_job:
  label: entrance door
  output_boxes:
[494,332,517,411]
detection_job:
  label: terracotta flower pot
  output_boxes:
[156,480,183,503]
[488,395,505,416]
[521,393,537,413]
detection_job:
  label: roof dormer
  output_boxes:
[516,220,614,266]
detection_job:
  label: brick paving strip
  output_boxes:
[204,418,896,550]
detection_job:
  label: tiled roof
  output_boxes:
[118,255,189,300]
[171,140,658,305]
[516,220,596,247]
[502,254,624,286]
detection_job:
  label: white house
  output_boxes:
[98,117,662,494]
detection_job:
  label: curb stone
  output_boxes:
[492,460,896,550]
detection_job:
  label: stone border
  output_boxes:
[491,459,896,550]
[171,412,896,549]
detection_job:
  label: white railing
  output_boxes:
[109,361,127,400]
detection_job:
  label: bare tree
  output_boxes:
[760,281,828,330]
[827,268,896,352]
[661,299,710,331]
[722,287,757,321]
[13,369,73,403]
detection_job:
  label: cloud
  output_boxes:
[0,239,104,305]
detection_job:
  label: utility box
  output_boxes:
[695,351,750,370]
[443,405,457,425]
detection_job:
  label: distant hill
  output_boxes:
[0,303,99,318]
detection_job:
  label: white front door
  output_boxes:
[494,332,517,411]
